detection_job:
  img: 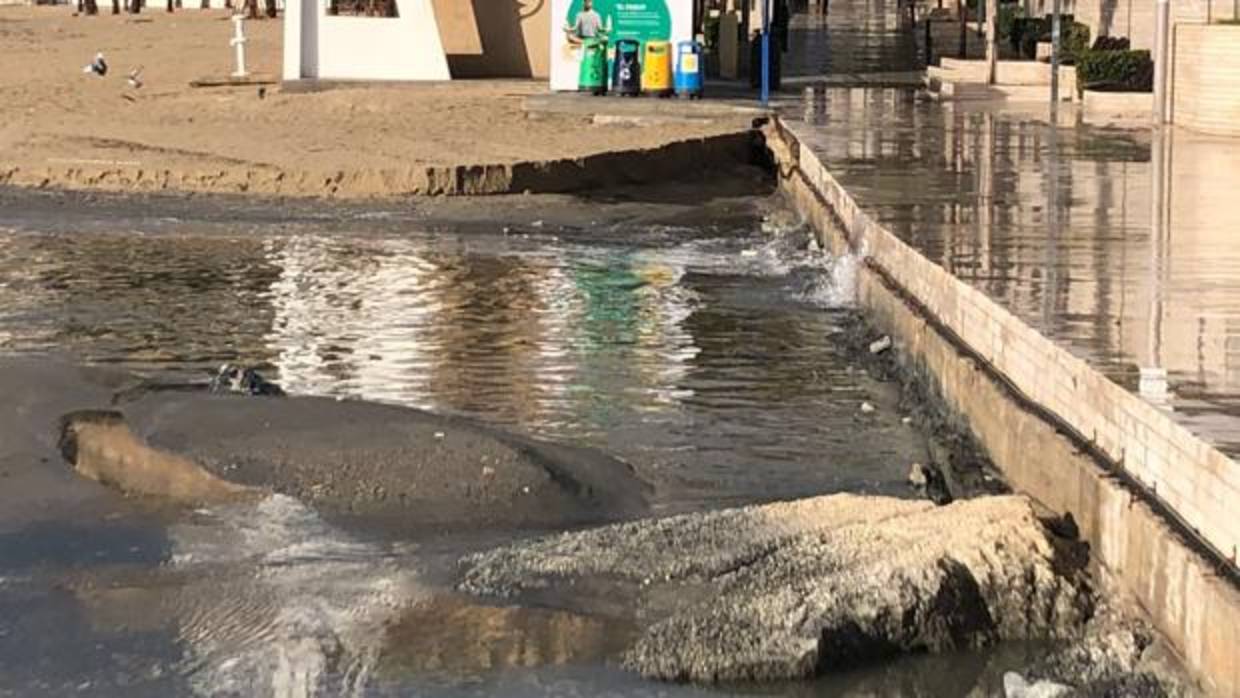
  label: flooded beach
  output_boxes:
[0,186,1018,697]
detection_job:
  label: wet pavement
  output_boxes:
[784,1,920,80]
[789,89,1240,457]
[770,0,1240,457]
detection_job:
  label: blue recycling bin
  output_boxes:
[674,40,704,99]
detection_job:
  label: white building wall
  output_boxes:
[283,0,449,81]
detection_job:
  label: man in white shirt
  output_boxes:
[566,0,605,44]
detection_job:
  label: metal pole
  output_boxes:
[1152,0,1170,124]
[230,14,249,78]
[984,0,997,83]
[761,0,770,106]
[958,0,967,57]
[1050,0,1061,113]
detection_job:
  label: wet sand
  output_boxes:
[0,6,746,198]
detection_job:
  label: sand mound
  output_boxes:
[460,493,1094,682]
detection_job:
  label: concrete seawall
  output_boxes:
[766,118,1240,695]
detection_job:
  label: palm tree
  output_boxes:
[84,0,98,14]
[265,0,276,17]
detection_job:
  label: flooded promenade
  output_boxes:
[769,0,1239,692]
[792,91,1240,457]
[777,0,1240,457]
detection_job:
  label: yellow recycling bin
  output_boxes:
[641,40,673,97]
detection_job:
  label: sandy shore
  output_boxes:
[0,6,747,198]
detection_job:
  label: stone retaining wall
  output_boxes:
[767,118,1240,695]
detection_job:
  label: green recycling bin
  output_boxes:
[577,39,609,95]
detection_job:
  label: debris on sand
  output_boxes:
[83,51,107,77]
[208,363,284,396]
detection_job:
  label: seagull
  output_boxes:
[83,52,107,77]
[127,66,143,89]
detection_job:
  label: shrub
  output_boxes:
[998,4,1025,42]
[1092,36,1131,51]
[1076,49,1154,92]
[1060,21,1091,64]
[1015,17,1087,62]
[1016,17,1048,57]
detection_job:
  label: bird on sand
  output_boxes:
[127,67,143,89]
[83,52,108,77]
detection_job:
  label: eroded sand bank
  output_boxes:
[0,7,752,198]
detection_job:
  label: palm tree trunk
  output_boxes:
[265,0,276,17]
[84,0,98,14]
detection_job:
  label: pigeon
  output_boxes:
[83,52,108,77]
[126,66,143,89]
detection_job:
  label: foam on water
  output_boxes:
[166,495,428,698]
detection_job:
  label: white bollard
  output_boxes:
[230,14,249,78]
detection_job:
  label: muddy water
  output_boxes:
[0,189,1030,697]
[0,190,922,511]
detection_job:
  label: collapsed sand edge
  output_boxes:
[0,129,760,200]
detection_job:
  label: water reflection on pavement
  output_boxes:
[790,87,1240,456]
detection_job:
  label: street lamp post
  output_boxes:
[761,0,771,106]
[1050,0,1061,112]
[1152,0,1170,124]
[984,0,997,83]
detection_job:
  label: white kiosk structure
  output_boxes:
[283,0,450,82]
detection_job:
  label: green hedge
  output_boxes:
[998,4,1025,42]
[1014,18,1088,63]
[1076,49,1154,92]
[1060,21,1091,64]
